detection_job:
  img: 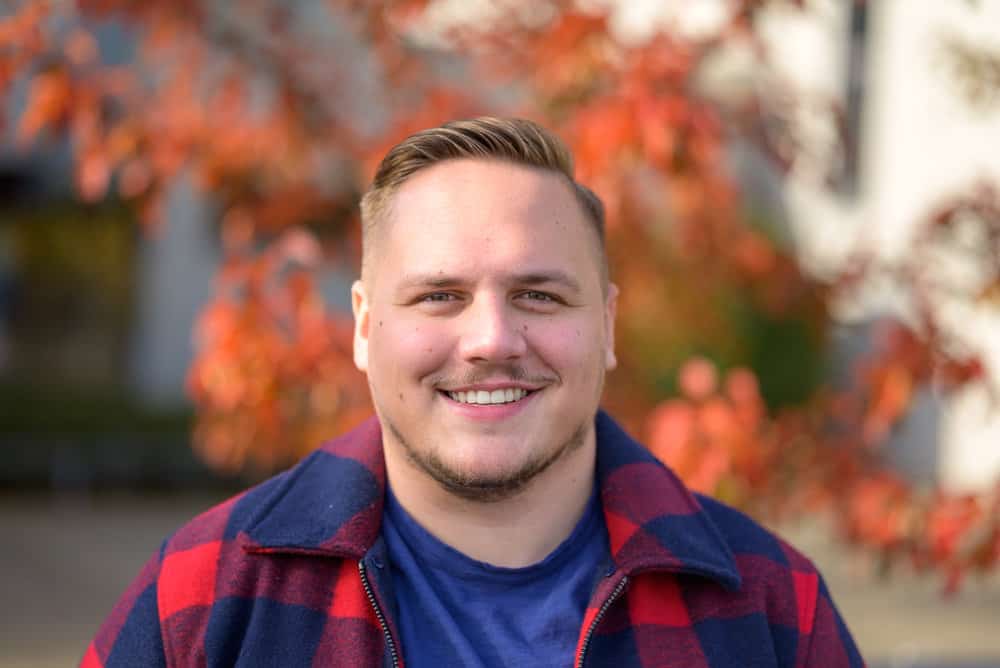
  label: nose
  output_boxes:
[457,295,527,363]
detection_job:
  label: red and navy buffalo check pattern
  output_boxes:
[82,412,864,667]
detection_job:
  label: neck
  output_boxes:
[383,432,597,568]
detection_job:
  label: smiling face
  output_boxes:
[352,159,617,502]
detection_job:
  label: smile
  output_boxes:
[446,388,532,405]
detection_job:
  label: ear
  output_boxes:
[603,283,618,371]
[351,280,370,373]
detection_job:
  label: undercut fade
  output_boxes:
[359,117,607,285]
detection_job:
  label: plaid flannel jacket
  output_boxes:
[82,412,864,667]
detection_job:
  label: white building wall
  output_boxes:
[129,175,217,406]
[777,0,1000,492]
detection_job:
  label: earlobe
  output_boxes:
[604,283,619,371]
[351,280,370,373]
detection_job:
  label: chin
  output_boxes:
[448,447,531,478]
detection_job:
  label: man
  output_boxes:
[83,118,864,667]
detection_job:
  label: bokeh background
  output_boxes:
[2,1,1000,666]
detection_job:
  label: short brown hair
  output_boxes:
[359,117,606,284]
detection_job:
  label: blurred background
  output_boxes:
[1,1,999,666]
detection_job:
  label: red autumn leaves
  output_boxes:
[3,0,998,589]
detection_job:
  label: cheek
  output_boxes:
[370,316,451,379]
[530,319,605,372]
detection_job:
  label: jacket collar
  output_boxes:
[593,411,740,590]
[240,411,741,591]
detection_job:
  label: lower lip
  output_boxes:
[441,390,539,421]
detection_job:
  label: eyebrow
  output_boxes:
[514,271,583,294]
[395,270,583,294]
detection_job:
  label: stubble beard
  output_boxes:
[385,416,590,503]
[377,361,605,503]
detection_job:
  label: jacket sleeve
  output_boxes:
[800,573,865,668]
[80,544,168,668]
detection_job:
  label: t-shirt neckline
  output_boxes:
[383,485,603,586]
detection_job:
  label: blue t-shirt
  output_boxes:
[382,487,611,668]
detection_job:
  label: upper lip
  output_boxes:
[439,382,543,393]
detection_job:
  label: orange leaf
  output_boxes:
[679,357,717,400]
[77,149,111,201]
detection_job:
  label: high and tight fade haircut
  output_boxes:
[359,116,608,287]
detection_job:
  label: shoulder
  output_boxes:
[692,495,864,664]
[82,470,297,667]
[695,492,824,595]
[695,494,816,570]
[159,418,386,575]
[154,466,298,620]
[162,463,296,559]
[153,442,342,603]
[149,450,341,663]
[162,435,368,555]
[690,494,831,641]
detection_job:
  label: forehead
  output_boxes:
[392,158,576,224]
[371,159,603,287]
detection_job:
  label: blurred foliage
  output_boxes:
[4,199,135,384]
[0,381,189,436]
[1,0,998,589]
[9,201,132,299]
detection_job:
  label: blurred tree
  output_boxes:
[2,0,997,589]
[3,201,134,383]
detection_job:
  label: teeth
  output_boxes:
[447,388,529,405]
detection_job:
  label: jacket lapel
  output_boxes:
[238,417,386,558]
[595,412,741,590]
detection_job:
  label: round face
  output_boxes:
[352,159,617,502]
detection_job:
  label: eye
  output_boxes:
[419,292,457,302]
[411,292,464,311]
[515,290,565,311]
[520,290,556,302]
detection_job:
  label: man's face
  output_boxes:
[352,159,617,501]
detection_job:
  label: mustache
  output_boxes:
[428,364,558,388]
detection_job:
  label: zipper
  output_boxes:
[575,574,629,668]
[358,559,401,668]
